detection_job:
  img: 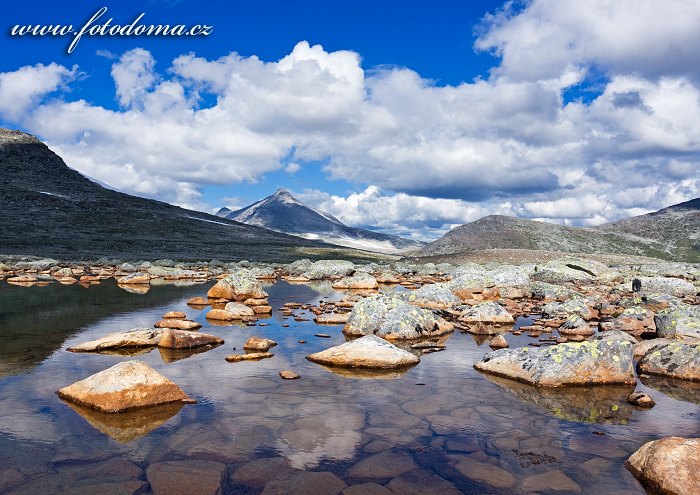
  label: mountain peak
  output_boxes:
[273,188,292,197]
[219,189,424,253]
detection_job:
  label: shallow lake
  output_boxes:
[0,279,698,494]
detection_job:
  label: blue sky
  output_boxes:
[1,0,699,240]
[1,0,503,208]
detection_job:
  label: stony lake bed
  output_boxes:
[0,257,699,494]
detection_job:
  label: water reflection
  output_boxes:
[62,401,185,443]
[640,374,700,405]
[484,375,636,424]
[0,279,697,494]
[158,344,224,363]
[0,279,205,377]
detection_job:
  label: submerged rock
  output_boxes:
[474,338,635,387]
[306,335,420,369]
[637,341,700,381]
[57,361,195,413]
[147,460,229,495]
[344,295,453,340]
[261,470,346,495]
[68,328,163,352]
[626,437,700,495]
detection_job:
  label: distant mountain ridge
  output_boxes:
[418,202,700,262]
[0,128,337,261]
[217,189,424,254]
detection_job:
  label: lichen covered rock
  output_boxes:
[459,301,514,324]
[474,338,635,387]
[637,341,700,381]
[655,304,700,339]
[343,295,453,340]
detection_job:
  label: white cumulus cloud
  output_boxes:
[0,1,698,236]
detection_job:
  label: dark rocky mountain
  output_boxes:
[218,189,425,254]
[418,202,700,262]
[0,129,366,262]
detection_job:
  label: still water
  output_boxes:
[0,279,698,494]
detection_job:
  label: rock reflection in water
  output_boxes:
[314,363,413,379]
[640,374,700,405]
[484,374,636,424]
[62,401,185,442]
[158,344,223,363]
[117,284,150,294]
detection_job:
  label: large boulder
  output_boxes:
[158,329,223,349]
[400,284,461,309]
[207,269,267,300]
[626,437,700,495]
[343,295,453,340]
[303,260,355,280]
[637,277,696,297]
[490,265,531,287]
[332,272,378,290]
[633,338,675,359]
[68,328,163,352]
[542,298,594,320]
[637,341,700,381]
[306,335,420,369]
[57,361,195,412]
[531,260,595,283]
[459,302,514,324]
[474,338,635,387]
[530,282,582,301]
[655,304,700,339]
